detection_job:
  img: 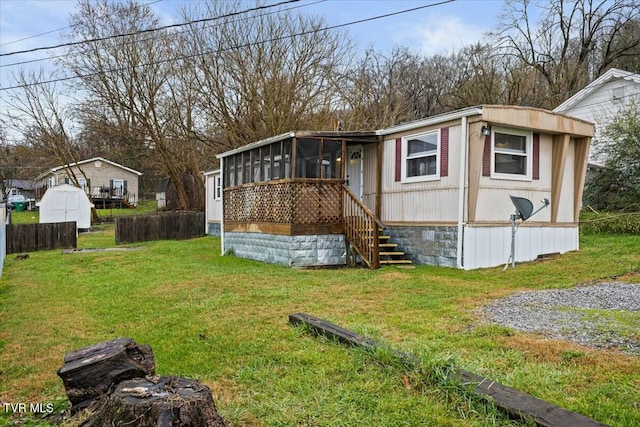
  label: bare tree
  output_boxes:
[495,0,640,107]
[179,0,353,148]
[61,0,201,209]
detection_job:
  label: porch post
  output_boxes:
[375,135,383,219]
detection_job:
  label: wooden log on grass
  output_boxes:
[289,312,608,427]
[57,337,155,410]
[81,376,226,427]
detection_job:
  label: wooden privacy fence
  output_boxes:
[115,212,205,244]
[7,222,77,254]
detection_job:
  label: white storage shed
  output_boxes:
[37,184,94,230]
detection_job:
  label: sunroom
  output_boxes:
[217,131,381,267]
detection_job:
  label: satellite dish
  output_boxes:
[505,195,550,269]
[510,195,534,221]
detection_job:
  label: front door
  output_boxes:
[346,146,363,199]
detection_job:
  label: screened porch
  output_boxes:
[221,131,379,236]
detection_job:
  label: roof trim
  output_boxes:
[37,157,143,180]
[216,130,378,158]
[375,106,483,136]
[203,169,220,176]
[217,132,295,159]
[554,68,640,112]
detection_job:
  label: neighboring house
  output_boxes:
[204,169,222,236]
[1,178,39,208]
[35,157,143,208]
[214,105,594,270]
[554,68,640,165]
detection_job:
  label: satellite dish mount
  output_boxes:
[506,195,550,269]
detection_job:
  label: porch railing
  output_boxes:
[343,184,382,269]
[224,180,342,225]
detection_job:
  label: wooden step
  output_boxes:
[380,259,413,264]
[379,243,397,248]
[380,251,405,256]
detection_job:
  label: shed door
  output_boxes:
[346,146,363,199]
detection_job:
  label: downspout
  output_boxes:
[456,116,468,269]
[220,157,225,256]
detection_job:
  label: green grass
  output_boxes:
[8,200,159,225]
[0,229,639,426]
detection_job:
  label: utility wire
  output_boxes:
[0,0,302,57]
[0,0,327,69]
[0,0,164,48]
[0,0,457,92]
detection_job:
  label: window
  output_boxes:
[402,130,440,182]
[214,175,222,200]
[492,127,532,180]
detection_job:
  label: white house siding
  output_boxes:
[463,225,578,270]
[362,143,378,211]
[554,70,640,163]
[380,124,462,223]
[205,171,222,236]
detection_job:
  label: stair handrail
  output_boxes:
[342,184,383,269]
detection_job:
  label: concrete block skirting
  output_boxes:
[206,222,221,237]
[385,225,458,268]
[225,232,346,267]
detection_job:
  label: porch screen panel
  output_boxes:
[322,139,342,179]
[243,152,251,184]
[296,139,320,178]
[272,142,282,179]
[283,140,292,179]
[262,145,271,181]
[251,148,261,182]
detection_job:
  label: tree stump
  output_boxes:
[57,337,155,410]
[81,376,226,427]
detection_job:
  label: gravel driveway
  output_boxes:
[482,282,640,355]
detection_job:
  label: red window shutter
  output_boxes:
[533,133,540,180]
[482,134,491,177]
[440,127,449,177]
[395,137,402,182]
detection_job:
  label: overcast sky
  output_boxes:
[0,0,506,90]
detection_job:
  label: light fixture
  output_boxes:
[481,125,492,136]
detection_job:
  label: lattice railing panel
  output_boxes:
[224,181,342,225]
[224,183,293,223]
[292,182,342,224]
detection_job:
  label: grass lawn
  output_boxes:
[0,227,638,426]
[8,200,159,225]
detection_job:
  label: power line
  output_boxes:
[0,0,457,92]
[0,0,327,69]
[0,0,302,57]
[0,0,164,48]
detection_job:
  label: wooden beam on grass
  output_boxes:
[289,312,608,427]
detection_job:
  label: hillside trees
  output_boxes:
[495,0,640,108]
[178,0,352,148]
[584,102,640,210]
[60,0,203,209]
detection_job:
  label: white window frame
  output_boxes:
[78,177,87,191]
[214,175,222,200]
[491,127,533,181]
[401,129,441,183]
